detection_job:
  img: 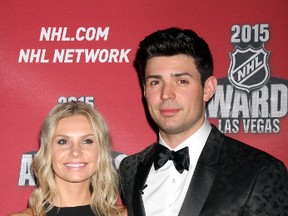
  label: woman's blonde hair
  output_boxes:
[29,101,120,216]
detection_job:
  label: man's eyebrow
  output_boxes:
[171,72,193,78]
[145,74,162,80]
[145,72,193,81]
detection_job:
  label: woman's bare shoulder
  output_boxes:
[8,208,33,216]
[116,205,127,216]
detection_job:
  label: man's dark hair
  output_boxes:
[134,27,213,87]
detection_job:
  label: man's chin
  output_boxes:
[159,125,185,135]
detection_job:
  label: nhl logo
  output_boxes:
[228,46,270,92]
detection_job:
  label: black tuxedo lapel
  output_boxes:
[178,126,223,216]
[132,144,158,216]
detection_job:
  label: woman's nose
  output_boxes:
[69,143,83,157]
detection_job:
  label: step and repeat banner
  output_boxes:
[1,0,287,214]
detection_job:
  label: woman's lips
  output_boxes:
[64,163,87,170]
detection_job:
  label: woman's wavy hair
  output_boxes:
[28,101,120,216]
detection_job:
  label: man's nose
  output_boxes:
[160,83,175,100]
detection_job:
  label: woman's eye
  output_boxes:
[83,139,94,144]
[57,139,67,145]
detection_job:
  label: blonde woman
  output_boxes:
[10,102,127,216]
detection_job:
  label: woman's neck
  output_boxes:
[53,179,91,207]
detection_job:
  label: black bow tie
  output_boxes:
[154,145,190,173]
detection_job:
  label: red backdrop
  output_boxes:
[1,0,287,215]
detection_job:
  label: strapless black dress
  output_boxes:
[47,204,97,216]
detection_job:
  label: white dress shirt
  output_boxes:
[142,119,211,216]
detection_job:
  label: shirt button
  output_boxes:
[172,179,176,183]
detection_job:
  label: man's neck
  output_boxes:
[159,118,206,149]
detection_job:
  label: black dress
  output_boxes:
[47,204,98,216]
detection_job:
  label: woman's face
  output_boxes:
[51,114,98,186]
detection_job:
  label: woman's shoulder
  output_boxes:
[8,208,33,216]
[115,205,127,216]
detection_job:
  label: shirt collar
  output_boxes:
[159,118,211,167]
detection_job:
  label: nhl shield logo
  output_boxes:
[228,46,270,92]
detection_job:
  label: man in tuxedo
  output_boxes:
[119,27,288,216]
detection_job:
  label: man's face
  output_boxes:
[144,54,211,144]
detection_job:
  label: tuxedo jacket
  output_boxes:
[119,125,288,216]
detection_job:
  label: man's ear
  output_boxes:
[143,84,146,97]
[203,76,217,102]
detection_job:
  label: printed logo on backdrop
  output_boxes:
[18,27,131,63]
[18,96,127,186]
[207,24,287,134]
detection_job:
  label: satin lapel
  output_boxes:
[132,144,158,216]
[178,126,223,216]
